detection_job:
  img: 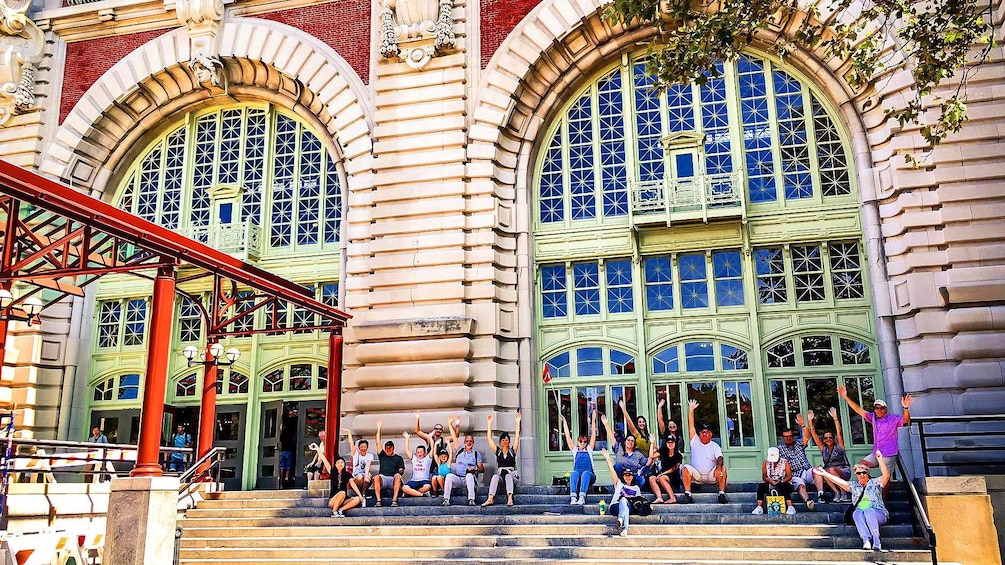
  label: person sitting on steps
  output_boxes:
[807,407,851,503]
[777,415,817,510]
[752,446,796,515]
[414,411,450,456]
[482,412,521,507]
[431,440,455,497]
[311,442,365,518]
[373,419,405,507]
[343,427,374,499]
[401,431,434,498]
[617,397,652,455]
[649,435,682,504]
[601,412,647,488]
[814,450,891,551]
[680,399,728,504]
[443,415,483,506]
[600,447,643,537]
[559,409,597,506]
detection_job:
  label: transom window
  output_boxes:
[115,105,342,253]
[96,299,147,348]
[765,334,873,368]
[643,250,745,312]
[536,54,853,226]
[543,347,637,379]
[651,341,750,374]
[174,371,251,398]
[92,374,140,402]
[260,363,328,394]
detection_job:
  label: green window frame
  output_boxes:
[754,241,867,307]
[96,298,148,349]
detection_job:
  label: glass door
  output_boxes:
[256,400,283,489]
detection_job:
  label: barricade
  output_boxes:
[0,527,104,565]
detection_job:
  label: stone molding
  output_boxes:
[378,0,455,70]
[0,0,45,125]
[40,16,374,197]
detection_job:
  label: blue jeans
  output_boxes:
[569,469,595,495]
[852,508,888,543]
[616,498,631,531]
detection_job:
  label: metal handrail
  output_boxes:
[3,437,192,479]
[178,447,226,498]
[896,456,937,565]
[913,414,1005,476]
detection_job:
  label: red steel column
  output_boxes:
[324,333,343,459]
[197,340,219,459]
[131,264,176,477]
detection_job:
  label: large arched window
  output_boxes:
[536,54,853,227]
[115,105,342,254]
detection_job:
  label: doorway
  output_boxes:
[256,400,325,489]
[215,404,246,491]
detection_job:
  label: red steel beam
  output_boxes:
[0,160,349,325]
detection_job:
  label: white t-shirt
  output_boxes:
[689,435,723,474]
[352,452,374,476]
[410,454,433,482]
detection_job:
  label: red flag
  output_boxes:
[542,364,552,384]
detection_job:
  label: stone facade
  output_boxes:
[1,0,1003,485]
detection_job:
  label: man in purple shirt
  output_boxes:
[838,386,913,476]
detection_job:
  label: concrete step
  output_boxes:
[179,560,941,565]
[179,532,927,550]
[178,522,921,538]
[177,545,933,561]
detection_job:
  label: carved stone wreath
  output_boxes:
[379,0,455,70]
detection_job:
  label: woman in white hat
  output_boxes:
[752,446,796,515]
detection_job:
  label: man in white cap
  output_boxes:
[838,388,913,472]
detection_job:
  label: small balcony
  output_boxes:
[177,222,262,261]
[628,172,745,228]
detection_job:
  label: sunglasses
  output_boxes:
[855,471,869,475]
[874,405,887,410]
[823,435,834,440]
[433,428,443,432]
[781,434,794,438]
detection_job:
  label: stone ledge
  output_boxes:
[353,317,475,341]
[920,475,988,495]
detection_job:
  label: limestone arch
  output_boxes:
[41,17,375,200]
[468,0,905,466]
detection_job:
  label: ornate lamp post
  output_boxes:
[182,343,240,460]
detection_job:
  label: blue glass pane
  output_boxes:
[545,352,571,378]
[605,259,633,314]
[573,262,599,288]
[675,153,695,178]
[568,94,596,220]
[541,264,567,318]
[610,350,636,374]
[666,84,694,132]
[684,341,715,372]
[678,254,706,281]
[575,290,601,315]
[644,257,673,283]
[716,279,745,306]
[652,347,679,373]
[713,251,741,278]
[607,286,633,313]
[541,265,567,292]
[634,63,665,182]
[721,344,749,370]
[606,259,632,286]
[577,347,604,376]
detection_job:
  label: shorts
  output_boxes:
[375,473,401,485]
[407,480,431,490]
[790,468,815,488]
[279,450,294,471]
[681,464,718,484]
[862,452,899,470]
[305,463,323,473]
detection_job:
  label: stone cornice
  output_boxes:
[34,0,339,43]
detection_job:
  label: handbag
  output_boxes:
[627,495,653,516]
[844,488,866,525]
[765,487,785,516]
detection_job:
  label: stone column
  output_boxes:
[104,476,180,565]
[344,0,519,448]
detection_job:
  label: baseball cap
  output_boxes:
[874,399,888,408]
[698,423,713,432]
[766,447,780,463]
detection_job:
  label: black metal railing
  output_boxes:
[896,456,938,565]
[178,447,226,499]
[915,414,1005,476]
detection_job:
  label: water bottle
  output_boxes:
[598,499,607,516]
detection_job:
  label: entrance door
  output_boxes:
[215,404,246,491]
[163,405,199,471]
[296,401,326,488]
[257,400,283,489]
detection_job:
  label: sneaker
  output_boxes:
[570,496,579,505]
[806,499,816,511]
[577,493,586,505]
[717,493,728,504]
[424,491,432,497]
[862,539,872,551]
[468,499,476,506]
[786,505,796,515]
[361,498,366,508]
[374,500,382,507]
[390,500,398,507]
[873,540,883,552]
[751,506,764,515]
[441,498,450,506]
[681,493,694,504]
[331,510,340,517]
[619,528,628,537]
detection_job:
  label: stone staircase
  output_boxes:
[178,483,938,564]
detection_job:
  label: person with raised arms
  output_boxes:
[559,409,597,505]
[481,412,522,507]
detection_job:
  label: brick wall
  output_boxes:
[258,0,371,84]
[60,29,171,124]
[480,0,542,68]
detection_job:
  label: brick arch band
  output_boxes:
[41,17,375,198]
[466,0,906,423]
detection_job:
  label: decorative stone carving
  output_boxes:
[379,0,455,70]
[175,0,227,90]
[0,0,44,126]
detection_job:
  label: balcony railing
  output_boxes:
[629,172,745,227]
[177,222,262,260]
